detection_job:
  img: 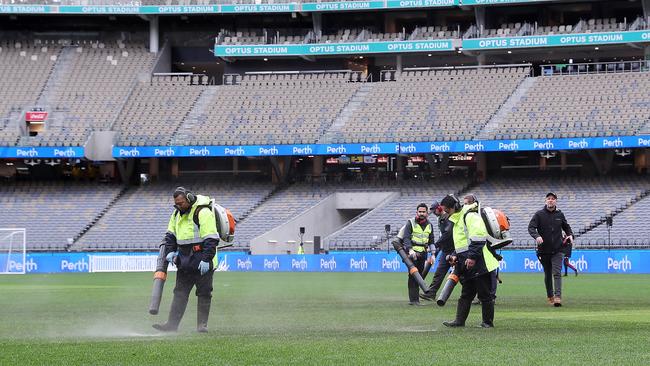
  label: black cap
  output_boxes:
[546,192,557,199]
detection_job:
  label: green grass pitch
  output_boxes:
[1,272,649,365]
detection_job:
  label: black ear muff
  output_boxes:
[186,190,196,205]
[449,194,461,211]
[174,186,196,205]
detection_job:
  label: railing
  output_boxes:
[540,60,650,77]
[212,20,650,46]
[465,17,635,39]
[222,70,364,84]
[379,63,532,82]
[217,28,312,46]
[152,72,210,85]
[223,73,242,85]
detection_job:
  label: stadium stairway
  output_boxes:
[576,187,650,237]
[171,87,219,145]
[317,82,375,144]
[106,73,142,133]
[323,191,400,249]
[325,177,471,251]
[637,117,650,135]
[1,43,64,145]
[476,75,537,140]
[17,46,76,145]
[250,189,399,254]
[238,184,284,221]
[35,45,74,108]
[2,111,22,146]
[68,185,129,251]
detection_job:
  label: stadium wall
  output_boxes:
[5,250,646,274]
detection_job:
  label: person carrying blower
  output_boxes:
[439,194,499,328]
[152,187,220,333]
[401,203,435,306]
[419,201,454,301]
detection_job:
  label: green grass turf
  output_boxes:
[0,272,649,365]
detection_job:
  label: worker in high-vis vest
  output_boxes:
[439,194,499,328]
[153,187,220,333]
[401,203,435,306]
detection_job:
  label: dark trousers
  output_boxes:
[489,270,498,299]
[175,269,214,300]
[165,269,214,328]
[426,251,452,297]
[459,271,493,303]
[538,252,563,298]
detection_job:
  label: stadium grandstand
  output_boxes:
[0,0,649,256]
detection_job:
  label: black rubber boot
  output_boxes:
[152,293,188,332]
[443,298,471,327]
[419,291,435,301]
[480,300,495,328]
[197,297,211,333]
[408,286,422,305]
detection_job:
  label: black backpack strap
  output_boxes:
[192,204,212,227]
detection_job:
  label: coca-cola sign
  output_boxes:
[25,111,48,122]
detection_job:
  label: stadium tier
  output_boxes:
[74,178,275,251]
[217,26,459,46]
[114,76,207,146]
[1,175,648,251]
[576,192,650,248]
[168,72,362,146]
[0,181,124,251]
[214,17,645,48]
[325,177,467,250]
[0,40,61,146]
[335,66,529,143]
[22,40,155,147]
[484,72,650,140]
[6,60,650,148]
[468,17,634,39]
[232,182,344,250]
[463,176,650,249]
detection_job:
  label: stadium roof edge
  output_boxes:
[0,0,583,16]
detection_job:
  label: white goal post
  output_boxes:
[0,228,26,275]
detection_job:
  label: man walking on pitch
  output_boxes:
[528,192,573,307]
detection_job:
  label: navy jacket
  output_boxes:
[528,206,573,255]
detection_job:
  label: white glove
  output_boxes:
[165,251,178,265]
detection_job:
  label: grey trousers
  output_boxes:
[539,252,564,298]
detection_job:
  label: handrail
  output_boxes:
[244,69,353,75]
[404,63,532,71]
[540,60,650,76]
